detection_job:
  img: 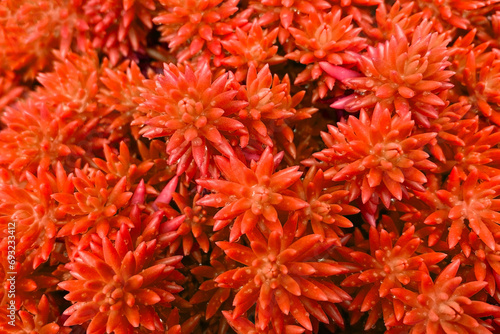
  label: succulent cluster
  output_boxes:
[2,0,500,333]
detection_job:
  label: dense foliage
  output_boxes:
[2,0,500,333]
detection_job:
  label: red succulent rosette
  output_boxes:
[216,214,356,332]
[326,21,454,127]
[135,62,248,179]
[310,105,437,225]
[392,260,500,334]
[59,230,184,333]
[340,225,447,330]
[197,147,308,241]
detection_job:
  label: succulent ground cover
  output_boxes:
[2,0,500,333]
